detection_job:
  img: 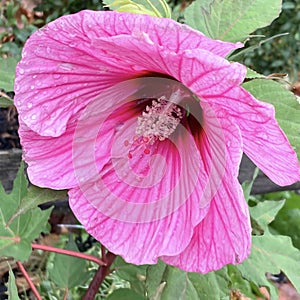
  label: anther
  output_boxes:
[135,96,183,144]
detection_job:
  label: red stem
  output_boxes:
[63,287,68,300]
[31,243,106,266]
[82,252,116,300]
[16,261,42,300]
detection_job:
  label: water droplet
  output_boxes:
[27,102,33,108]
[19,68,25,74]
[32,74,37,79]
[46,46,51,54]
[119,16,124,21]
[69,41,77,47]
[15,84,20,91]
[31,114,37,120]
[52,74,61,80]
[62,76,68,83]
[30,85,35,90]
[59,63,75,71]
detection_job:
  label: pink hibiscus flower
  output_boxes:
[14,10,300,273]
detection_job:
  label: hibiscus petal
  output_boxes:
[19,118,77,189]
[162,112,251,273]
[69,128,210,263]
[20,83,141,189]
[171,50,300,186]
[14,10,241,137]
[208,87,300,186]
[162,173,251,273]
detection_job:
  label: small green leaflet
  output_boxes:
[48,238,89,289]
[271,192,300,250]
[237,230,300,298]
[0,56,19,91]
[227,265,259,299]
[0,96,14,108]
[243,79,300,161]
[107,288,146,300]
[113,256,147,295]
[146,260,166,298]
[7,185,67,226]
[249,200,286,231]
[242,167,259,201]
[187,269,229,300]
[146,261,230,300]
[245,68,264,79]
[238,197,300,298]
[104,0,171,18]
[184,0,282,42]
[6,264,21,300]
[0,162,53,261]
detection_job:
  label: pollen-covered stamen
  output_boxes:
[135,96,183,145]
[124,95,183,158]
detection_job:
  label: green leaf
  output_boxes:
[48,238,89,289]
[0,56,19,91]
[246,68,264,79]
[104,0,171,18]
[7,186,67,226]
[242,168,259,201]
[243,79,300,161]
[0,162,53,261]
[237,230,300,297]
[145,260,167,298]
[188,268,230,300]
[250,200,286,230]
[107,288,146,300]
[227,265,259,299]
[270,192,300,249]
[7,264,21,300]
[113,256,147,295]
[184,0,282,42]
[160,267,198,300]
[146,261,230,300]
[0,96,14,108]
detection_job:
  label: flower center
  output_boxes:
[124,95,183,158]
[136,96,183,144]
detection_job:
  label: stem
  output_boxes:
[31,243,106,266]
[82,252,116,300]
[63,287,68,300]
[16,261,42,300]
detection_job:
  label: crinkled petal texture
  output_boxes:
[15,10,300,273]
[163,106,251,272]
[14,10,240,137]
